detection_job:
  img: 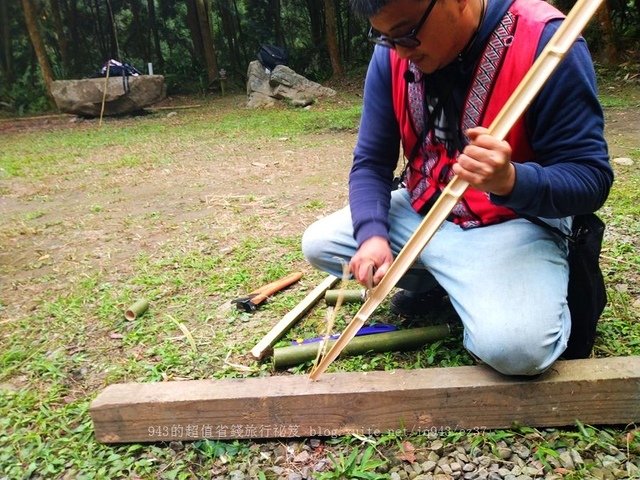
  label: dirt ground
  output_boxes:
[1,88,639,478]
[0,99,353,322]
[1,96,639,325]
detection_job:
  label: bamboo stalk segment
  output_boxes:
[309,0,605,380]
[274,325,450,369]
[324,289,367,305]
[124,298,149,321]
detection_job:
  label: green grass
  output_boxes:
[0,100,362,179]
[315,444,386,479]
[1,89,639,479]
[0,228,314,477]
[596,63,640,108]
[596,160,640,357]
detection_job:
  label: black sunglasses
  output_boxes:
[368,0,438,49]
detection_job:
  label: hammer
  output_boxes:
[231,272,303,312]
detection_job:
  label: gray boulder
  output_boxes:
[51,75,166,116]
[246,61,336,108]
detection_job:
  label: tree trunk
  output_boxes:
[60,0,81,76]
[270,0,284,47]
[324,0,343,76]
[147,0,164,71]
[335,0,345,59]
[186,0,205,67]
[130,0,150,63]
[49,0,70,75]
[306,0,323,49]
[597,1,618,64]
[195,0,219,86]
[343,0,353,64]
[232,0,249,72]
[0,0,14,83]
[105,0,120,59]
[217,0,241,76]
[21,0,55,96]
[91,0,109,60]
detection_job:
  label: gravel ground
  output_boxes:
[174,425,639,480]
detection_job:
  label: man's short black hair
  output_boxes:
[350,0,425,18]
[350,0,390,17]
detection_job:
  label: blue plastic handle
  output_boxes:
[292,323,398,345]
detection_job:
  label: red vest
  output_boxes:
[390,0,564,228]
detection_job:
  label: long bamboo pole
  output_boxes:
[310,0,605,380]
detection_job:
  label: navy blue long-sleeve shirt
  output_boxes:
[349,0,613,247]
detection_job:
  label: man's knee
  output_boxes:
[301,223,323,266]
[477,348,552,376]
[301,222,332,268]
[466,332,566,377]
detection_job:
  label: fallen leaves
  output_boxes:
[398,440,416,463]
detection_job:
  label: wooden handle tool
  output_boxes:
[232,271,303,312]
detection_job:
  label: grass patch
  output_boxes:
[1,99,361,180]
[596,63,640,108]
[596,161,640,357]
[1,89,639,478]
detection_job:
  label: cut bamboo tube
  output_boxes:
[249,275,339,360]
[274,325,450,369]
[324,289,367,305]
[125,298,149,321]
[309,0,605,380]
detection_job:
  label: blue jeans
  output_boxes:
[302,188,572,376]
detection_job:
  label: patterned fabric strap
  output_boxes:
[463,10,517,131]
[404,9,519,227]
[406,9,518,145]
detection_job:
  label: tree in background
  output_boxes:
[2,0,638,116]
[21,0,55,98]
[0,0,15,84]
[324,0,344,77]
[49,0,70,75]
[186,0,220,88]
[217,0,245,78]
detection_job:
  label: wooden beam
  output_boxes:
[90,356,640,443]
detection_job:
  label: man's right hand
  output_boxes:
[349,236,394,289]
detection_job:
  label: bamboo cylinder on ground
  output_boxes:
[273,324,450,369]
[324,289,367,306]
[125,298,149,321]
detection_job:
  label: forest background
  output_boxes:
[2,0,640,116]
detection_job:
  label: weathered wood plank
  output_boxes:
[90,356,640,443]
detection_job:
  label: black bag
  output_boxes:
[100,59,141,77]
[524,213,607,359]
[564,214,607,358]
[257,45,289,71]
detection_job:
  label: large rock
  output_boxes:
[246,61,336,108]
[51,75,166,116]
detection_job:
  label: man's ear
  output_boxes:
[458,0,471,13]
[442,0,471,17]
